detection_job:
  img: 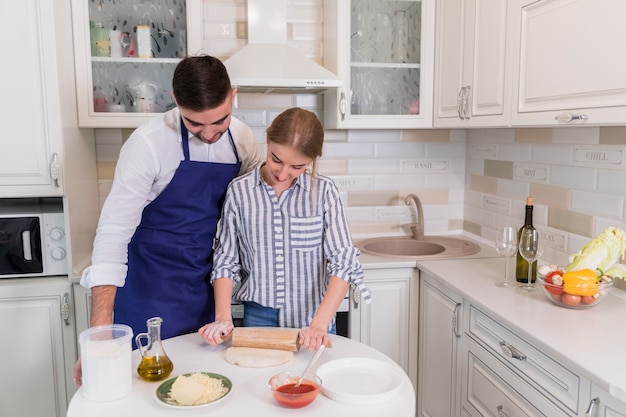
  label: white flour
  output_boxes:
[81,339,132,402]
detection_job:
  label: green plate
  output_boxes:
[155,372,232,408]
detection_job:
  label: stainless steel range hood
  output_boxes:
[223,0,342,94]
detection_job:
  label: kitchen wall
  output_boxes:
[93,0,626,280]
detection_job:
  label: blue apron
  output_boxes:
[115,120,241,346]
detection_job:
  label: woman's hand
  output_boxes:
[299,326,330,351]
[198,320,234,345]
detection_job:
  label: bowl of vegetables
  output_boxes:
[536,227,626,309]
[537,265,614,309]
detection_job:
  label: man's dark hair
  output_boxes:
[172,55,232,111]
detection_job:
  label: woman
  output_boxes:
[199,107,370,350]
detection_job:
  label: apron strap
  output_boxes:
[226,128,240,162]
[180,117,191,161]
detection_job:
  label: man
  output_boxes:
[74,55,261,385]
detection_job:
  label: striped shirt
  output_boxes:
[211,166,371,329]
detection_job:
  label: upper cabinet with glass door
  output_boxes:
[323,0,435,129]
[71,0,202,128]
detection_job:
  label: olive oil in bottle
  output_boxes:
[135,317,174,381]
[516,196,537,283]
[137,354,174,381]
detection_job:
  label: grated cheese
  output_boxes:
[169,373,227,406]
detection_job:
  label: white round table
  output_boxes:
[67,332,415,416]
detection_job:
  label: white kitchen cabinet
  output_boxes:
[71,0,203,128]
[0,1,64,196]
[0,2,100,280]
[511,0,626,127]
[464,304,586,416]
[462,336,570,416]
[588,385,626,417]
[350,267,418,391]
[322,0,435,129]
[417,271,463,417]
[0,277,77,417]
[462,304,585,416]
[433,0,512,128]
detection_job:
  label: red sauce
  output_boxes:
[274,382,318,408]
[277,383,316,394]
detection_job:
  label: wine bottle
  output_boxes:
[515,196,537,283]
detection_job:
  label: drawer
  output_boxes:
[463,337,570,417]
[466,305,581,415]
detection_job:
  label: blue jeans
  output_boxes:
[242,302,336,334]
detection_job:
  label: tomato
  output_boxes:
[546,270,562,280]
[581,295,597,305]
[544,271,564,295]
[561,293,582,306]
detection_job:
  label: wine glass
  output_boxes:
[518,228,544,291]
[495,225,517,287]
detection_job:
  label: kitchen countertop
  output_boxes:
[418,256,626,404]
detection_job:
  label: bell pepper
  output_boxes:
[561,269,599,296]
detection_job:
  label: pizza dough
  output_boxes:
[225,346,293,368]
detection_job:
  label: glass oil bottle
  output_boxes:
[135,316,174,381]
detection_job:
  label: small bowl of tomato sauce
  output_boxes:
[268,371,322,408]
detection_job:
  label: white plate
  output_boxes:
[154,372,232,409]
[316,358,404,404]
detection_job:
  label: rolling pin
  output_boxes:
[222,327,301,351]
[222,327,333,351]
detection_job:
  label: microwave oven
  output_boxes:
[0,199,68,278]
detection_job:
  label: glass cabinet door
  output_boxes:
[72,0,196,128]
[324,0,434,129]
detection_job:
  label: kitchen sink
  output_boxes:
[356,236,481,259]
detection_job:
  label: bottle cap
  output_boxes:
[526,196,533,205]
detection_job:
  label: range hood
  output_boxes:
[223,0,342,94]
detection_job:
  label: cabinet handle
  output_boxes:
[555,112,589,123]
[462,86,471,120]
[452,303,461,338]
[496,405,508,417]
[499,341,527,360]
[339,91,347,121]
[585,397,599,417]
[456,88,464,119]
[49,152,60,188]
[61,292,71,326]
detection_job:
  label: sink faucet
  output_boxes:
[405,193,424,240]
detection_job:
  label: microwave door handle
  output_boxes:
[8,218,43,273]
[22,230,32,261]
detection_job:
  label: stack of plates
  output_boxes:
[315,358,404,405]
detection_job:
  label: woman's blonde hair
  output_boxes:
[266,108,324,211]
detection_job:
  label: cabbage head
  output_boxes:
[565,227,626,274]
[605,264,626,279]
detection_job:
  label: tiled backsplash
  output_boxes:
[95,117,626,271]
[466,127,626,268]
[93,0,626,273]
